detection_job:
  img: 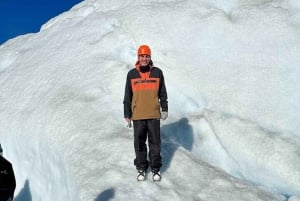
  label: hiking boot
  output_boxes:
[136,170,146,181]
[152,170,161,182]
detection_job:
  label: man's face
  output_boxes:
[138,54,151,66]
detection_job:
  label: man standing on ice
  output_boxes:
[123,45,168,181]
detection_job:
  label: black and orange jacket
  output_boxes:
[123,62,168,120]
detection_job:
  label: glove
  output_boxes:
[127,121,132,128]
[161,111,168,120]
[125,118,132,128]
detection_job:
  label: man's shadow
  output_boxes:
[161,118,194,172]
[14,180,32,201]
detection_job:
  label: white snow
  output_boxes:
[0,0,300,200]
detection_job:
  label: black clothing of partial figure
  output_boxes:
[0,155,16,201]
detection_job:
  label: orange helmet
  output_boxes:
[137,45,151,56]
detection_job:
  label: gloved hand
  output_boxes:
[161,111,168,120]
[125,118,132,128]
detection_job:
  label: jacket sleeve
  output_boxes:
[123,72,132,118]
[159,71,168,112]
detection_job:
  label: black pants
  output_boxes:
[133,119,162,171]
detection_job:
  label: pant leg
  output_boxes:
[147,119,162,171]
[133,120,149,170]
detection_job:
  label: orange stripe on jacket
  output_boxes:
[131,78,160,91]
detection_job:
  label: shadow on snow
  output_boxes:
[161,118,194,172]
[14,180,32,201]
[94,188,115,201]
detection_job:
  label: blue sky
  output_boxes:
[0,0,83,45]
